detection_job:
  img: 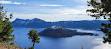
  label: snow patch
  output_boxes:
[51,25,62,29]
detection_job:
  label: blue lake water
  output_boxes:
[12,28,110,49]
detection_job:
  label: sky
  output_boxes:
[0,0,97,22]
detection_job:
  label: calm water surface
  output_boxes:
[12,28,109,49]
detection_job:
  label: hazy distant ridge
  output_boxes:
[12,18,109,30]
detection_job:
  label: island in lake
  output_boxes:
[38,25,99,38]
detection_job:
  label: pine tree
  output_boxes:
[0,5,14,42]
[28,47,34,49]
[27,29,40,47]
[87,0,111,43]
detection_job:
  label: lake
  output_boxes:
[12,28,111,49]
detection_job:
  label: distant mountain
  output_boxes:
[38,25,98,38]
[12,18,109,30]
[12,18,45,28]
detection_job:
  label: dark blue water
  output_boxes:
[12,28,108,49]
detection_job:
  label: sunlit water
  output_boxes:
[12,28,111,49]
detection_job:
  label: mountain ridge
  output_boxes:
[12,18,109,30]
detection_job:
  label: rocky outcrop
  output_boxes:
[38,25,98,38]
[0,43,22,49]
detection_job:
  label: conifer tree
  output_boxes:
[27,29,40,47]
[0,5,14,42]
[87,0,111,43]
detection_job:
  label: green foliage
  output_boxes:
[28,47,34,49]
[87,0,111,19]
[87,0,111,44]
[0,5,14,42]
[10,42,14,45]
[27,29,40,47]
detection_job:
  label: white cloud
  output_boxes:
[92,38,111,49]
[0,1,12,4]
[5,0,96,22]
[58,9,86,15]
[8,6,96,22]
[40,4,63,6]
[13,2,21,5]
[35,8,87,15]
[11,13,95,22]
[0,1,26,5]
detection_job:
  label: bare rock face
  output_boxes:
[38,25,98,38]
